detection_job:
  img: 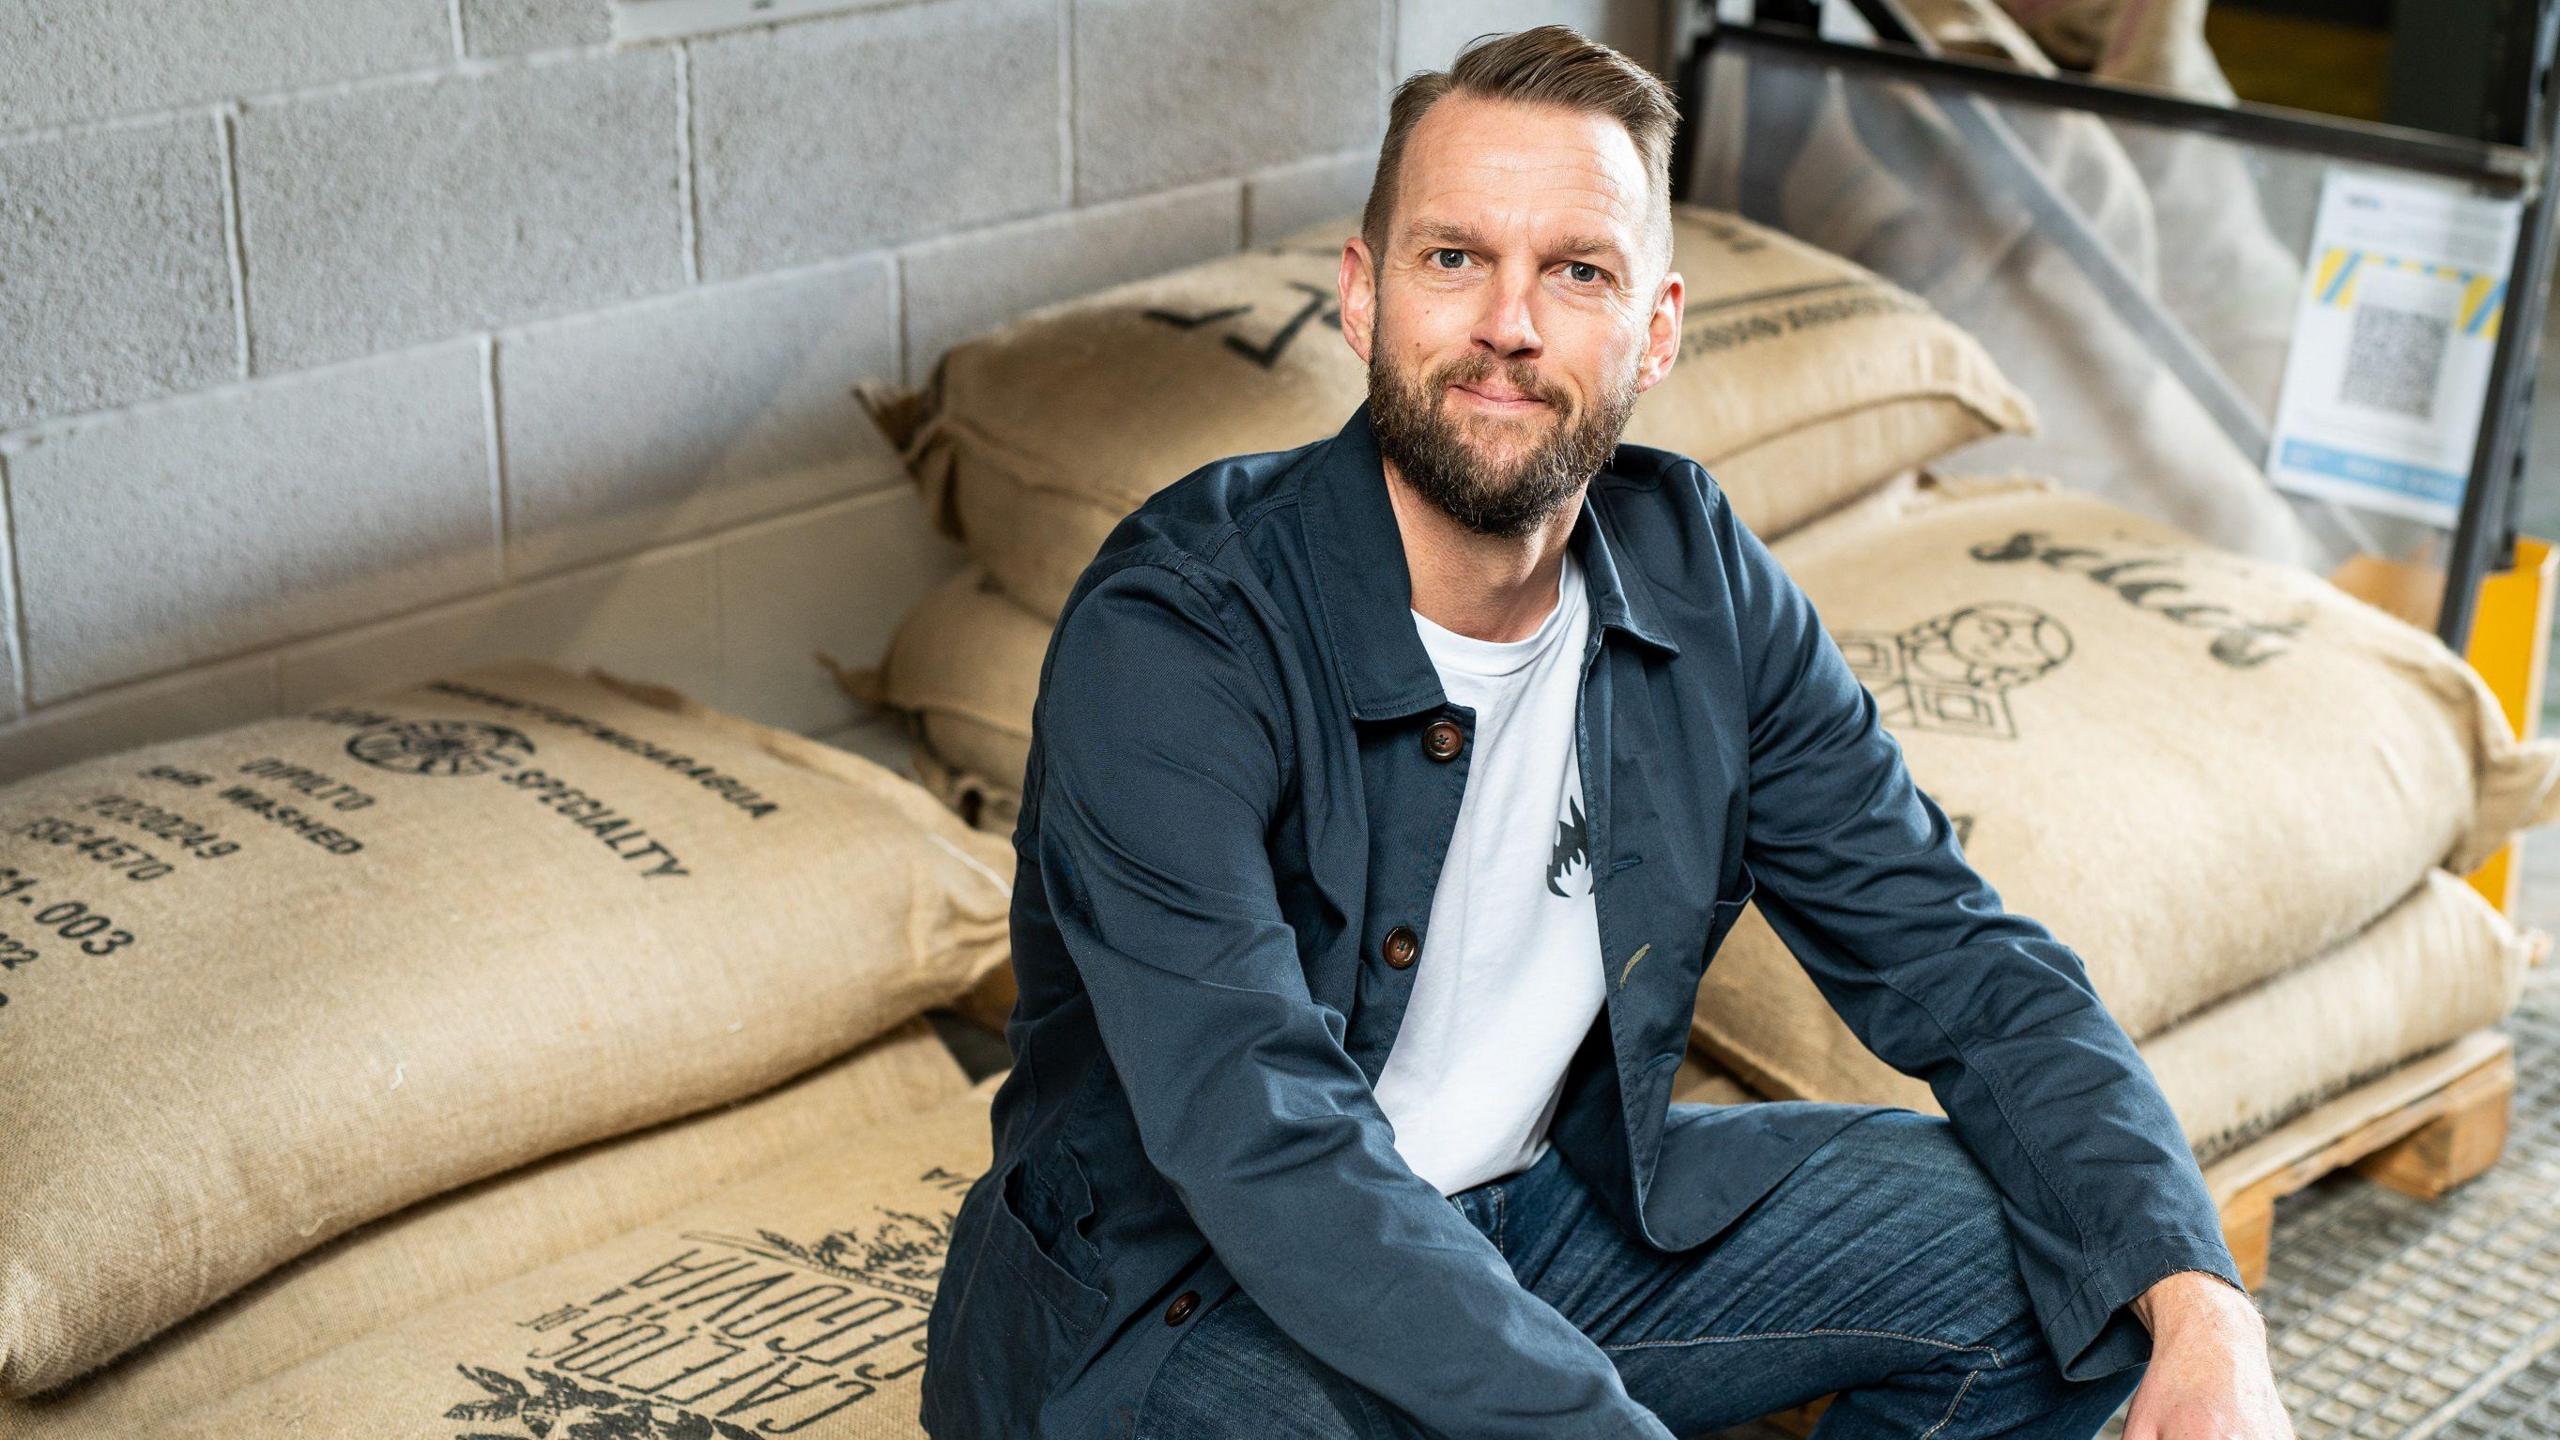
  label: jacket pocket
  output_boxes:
[992,1153,1113,1337]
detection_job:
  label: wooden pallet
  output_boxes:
[2207,1028,2514,1290]
[1751,1028,2517,1438]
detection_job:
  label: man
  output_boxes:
[919,24,2297,1440]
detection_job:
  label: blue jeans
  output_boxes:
[1131,1108,2148,1439]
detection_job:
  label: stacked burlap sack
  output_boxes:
[100,1075,1011,1438]
[841,202,2040,834]
[1690,470,2559,1162]
[0,659,1019,1433]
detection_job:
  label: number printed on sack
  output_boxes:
[6,794,222,876]
[0,865,138,968]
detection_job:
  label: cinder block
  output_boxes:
[689,0,1060,279]
[0,1,450,132]
[1246,150,1375,248]
[6,343,497,704]
[233,53,684,373]
[461,0,610,56]
[900,179,1243,385]
[1074,0,1385,203]
[1395,0,1662,82]
[500,256,903,579]
[0,654,278,785]
[0,119,235,427]
[277,544,721,711]
[713,488,967,737]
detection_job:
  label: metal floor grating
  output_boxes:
[1707,844,2560,1440]
[2111,953,2560,1440]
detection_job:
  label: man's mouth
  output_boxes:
[1450,381,1546,411]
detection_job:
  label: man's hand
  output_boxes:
[2120,1271,2297,1440]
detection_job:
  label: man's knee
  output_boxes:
[1817,1111,2010,1230]
[1815,1110,2036,1337]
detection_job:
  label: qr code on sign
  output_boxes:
[2337,303,2448,419]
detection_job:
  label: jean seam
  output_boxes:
[1597,1324,2005,1368]
[1919,1363,1984,1440]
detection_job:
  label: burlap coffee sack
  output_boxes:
[844,565,1048,803]
[1672,1048,1759,1107]
[1,1018,966,1432]
[1696,866,2540,1165]
[833,566,1041,1039]
[149,1074,1010,1438]
[0,660,1016,1398]
[864,206,2034,619]
[910,744,1020,839]
[1740,469,2560,1039]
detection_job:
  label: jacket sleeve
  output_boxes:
[1710,477,2253,1383]
[1032,556,1676,1440]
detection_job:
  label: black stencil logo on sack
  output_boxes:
[344,718,537,778]
[441,1181,972,1438]
[1967,528,2311,668]
[1838,603,2072,743]
[445,1363,763,1440]
[308,707,695,880]
[1143,271,1342,371]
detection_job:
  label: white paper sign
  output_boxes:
[2267,168,2522,528]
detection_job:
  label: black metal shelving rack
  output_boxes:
[1660,0,2560,654]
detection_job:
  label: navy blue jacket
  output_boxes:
[917,399,2246,1440]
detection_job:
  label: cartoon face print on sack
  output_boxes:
[1836,602,2073,742]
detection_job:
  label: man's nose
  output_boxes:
[1472,266,1542,356]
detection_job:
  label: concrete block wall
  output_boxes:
[0,0,1665,783]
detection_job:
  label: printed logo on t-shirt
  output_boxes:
[1546,792,1592,898]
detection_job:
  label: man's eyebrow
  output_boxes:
[1405,219,1628,266]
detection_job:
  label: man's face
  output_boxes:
[1342,94,1684,540]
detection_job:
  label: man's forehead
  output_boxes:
[1395,98,1649,250]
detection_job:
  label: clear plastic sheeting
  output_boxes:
[1686,32,2500,587]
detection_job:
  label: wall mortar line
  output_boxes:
[0,45,629,149]
[1058,0,1075,206]
[482,334,510,584]
[215,104,255,379]
[1,455,28,717]
[675,44,703,285]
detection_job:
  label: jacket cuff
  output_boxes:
[2045,1232,2252,1383]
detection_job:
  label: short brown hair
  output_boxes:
[1361,25,1679,285]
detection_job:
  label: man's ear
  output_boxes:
[1638,266,1684,394]
[1339,237,1377,365]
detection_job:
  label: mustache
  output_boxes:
[1433,359,1559,406]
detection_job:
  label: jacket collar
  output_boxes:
[1298,397,1683,723]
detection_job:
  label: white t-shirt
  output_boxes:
[1374,547,1607,1196]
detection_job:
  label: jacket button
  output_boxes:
[1165,1290,1199,1325]
[1422,719,1465,761]
[1382,924,1420,969]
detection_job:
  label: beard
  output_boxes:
[1366,323,1642,541]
